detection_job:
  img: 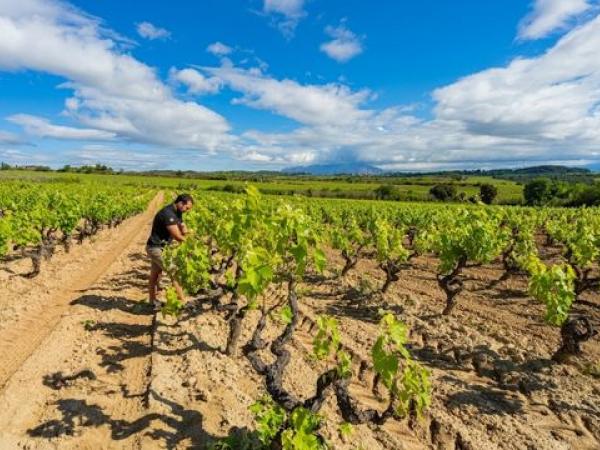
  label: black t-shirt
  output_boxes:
[147,204,183,247]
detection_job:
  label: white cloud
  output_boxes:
[2,0,600,171]
[0,0,232,153]
[239,112,594,171]
[518,0,592,40]
[226,14,600,170]
[207,41,232,56]
[264,0,304,17]
[237,150,275,162]
[0,148,53,165]
[64,87,232,151]
[66,144,171,170]
[169,68,222,95]
[204,65,373,127]
[262,0,306,38]
[434,14,600,143]
[136,21,170,40]
[320,23,364,63]
[0,130,26,145]
[8,114,116,140]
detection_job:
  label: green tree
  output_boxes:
[429,184,457,201]
[570,184,600,206]
[524,178,553,205]
[479,183,498,204]
[374,184,399,201]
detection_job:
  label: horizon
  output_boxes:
[4,162,597,176]
[1,1,600,172]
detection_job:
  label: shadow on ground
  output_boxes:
[27,391,221,447]
[71,295,152,316]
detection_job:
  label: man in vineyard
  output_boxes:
[146,194,193,309]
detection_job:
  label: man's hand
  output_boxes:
[179,222,189,236]
[166,224,186,242]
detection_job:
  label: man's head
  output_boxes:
[174,193,193,212]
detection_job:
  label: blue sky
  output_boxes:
[1,0,599,171]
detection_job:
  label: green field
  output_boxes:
[0,170,524,204]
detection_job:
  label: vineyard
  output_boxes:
[0,177,598,449]
[0,180,152,277]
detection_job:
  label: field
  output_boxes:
[0,174,598,449]
[0,169,525,204]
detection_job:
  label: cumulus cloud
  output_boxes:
[0,148,53,165]
[227,6,600,169]
[204,65,373,127]
[218,13,600,170]
[320,23,364,62]
[239,112,597,171]
[434,14,600,143]
[0,143,172,170]
[169,68,222,95]
[136,21,171,40]
[263,0,304,17]
[2,0,600,171]
[66,144,172,170]
[8,114,116,140]
[207,41,232,56]
[0,0,232,153]
[0,130,27,145]
[262,0,306,38]
[518,0,593,40]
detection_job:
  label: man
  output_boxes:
[146,193,193,308]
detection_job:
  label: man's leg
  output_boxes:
[149,265,162,303]
[172,279,185,303]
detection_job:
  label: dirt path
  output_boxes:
[0,193,162,389]
[0,194,163,448]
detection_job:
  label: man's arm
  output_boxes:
[178,222,188,236]
[166,224,186,242]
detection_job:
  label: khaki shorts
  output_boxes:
[146,245,164,271]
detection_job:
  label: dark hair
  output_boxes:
[174,193,193,204]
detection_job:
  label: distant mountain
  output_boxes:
[283,162,384,175]
[508,165,590,175]
[283,163,592,177]
[383,164,594,178]
[586,163,600,173]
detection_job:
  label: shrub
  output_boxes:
[523,178,553,205]
[479,183,498,204]
[569,184,600,206]
[374,184,400,201]
[429,184,457,201]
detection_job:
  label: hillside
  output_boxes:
[282,163,384,175]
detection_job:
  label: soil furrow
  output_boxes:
[0,193,163,391]
[0,193,162,448]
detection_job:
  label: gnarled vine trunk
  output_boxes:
[224,266,245,356]
[380,262,400,293]
[225,294,247,356]
[243,277,401,448]
[340,245,363,277]
[438,255,467,315]
[552,316,597,363]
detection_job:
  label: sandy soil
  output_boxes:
[0,194,161,448]
[0,206,598,449]
[142,252,599,450]
[296,250,600,450]
[0,193,163,389]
